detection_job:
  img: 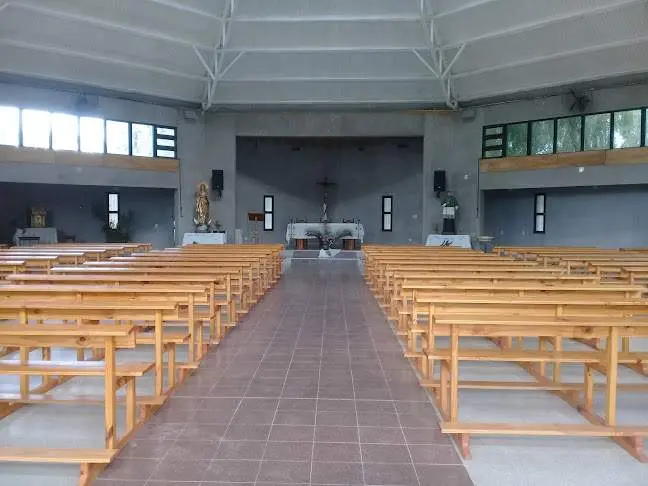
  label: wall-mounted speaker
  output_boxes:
[211,170,224,198]
[434,170,446,193]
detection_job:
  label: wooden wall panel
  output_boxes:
[480,147,648,173]
[0,146,179,173]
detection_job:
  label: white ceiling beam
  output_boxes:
[435,0,501,19]
[204,0,236,110]
[221,75,435,82]
[233,14,425,22]
[0,38,207,81]
[454,34,648,79]
[219,47,423,53]
[412,50,439,78]
[418,0,460,109]
[193,46,215,80]
[12,2,212,51]
[442,0,646,49]
[138,0,222,20]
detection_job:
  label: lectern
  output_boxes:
[247,212,264,243]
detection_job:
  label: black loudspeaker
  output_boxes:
[211,170,224,196]
[434,170,446,193]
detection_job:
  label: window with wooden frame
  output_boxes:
[264,195,274,231]
[108,193,119,230]
[382,196,393,232]
[534,194,546,234]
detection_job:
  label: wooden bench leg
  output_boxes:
[104,337,117,449]
[167,344,176,389]
[584,364,594,412]
[125,376,137,435]
[41,347,52,388]
[454,433,472,460]
[78,463,106,486]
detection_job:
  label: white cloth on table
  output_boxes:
[14,228,58,245]
[425,234,471,248]
[182,232,227,245]
[286,223,365,243]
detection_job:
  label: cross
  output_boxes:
[316,177,337,189]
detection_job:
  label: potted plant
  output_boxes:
[91,201,133,243]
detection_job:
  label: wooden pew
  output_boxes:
[0,322,146,484]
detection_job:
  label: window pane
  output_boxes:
[383,197,392,213]
[645,109,648,147]
[156,138,175,148]
[132,123,153,157]
[0,106,20,146]
[531,120,554,155]
[484,149,502,158]
[80,117,105,153]
[156,127,175,136]
[264,197,273,212]
[485,137,502,147]
[506,123,528,156]
[535,215,545,233]
[51,113,79,151]
[264,213,273,230]
[106,121,129,155]
[383,213,392,231]
[584,113,611,151]
[535,195,545,213]
[108,193,119,212]
[108,213,119,230]
[557,117,582,153]
[22,109,51,149]
[485,126,503,136]
[156,149,176,158]
[613,110,641,149]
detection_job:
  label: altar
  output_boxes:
[182,232,227,246]
[286,222,364,249]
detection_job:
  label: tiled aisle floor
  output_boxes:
[98,259,473,486]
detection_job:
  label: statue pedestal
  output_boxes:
[182,232,227,246]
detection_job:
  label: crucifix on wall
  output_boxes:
[316,176,337,223]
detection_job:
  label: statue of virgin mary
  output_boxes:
[193,181,212,232]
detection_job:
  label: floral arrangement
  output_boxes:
[305,225,352,250]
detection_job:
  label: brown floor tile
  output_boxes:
[263,441,313,461]
[311,461,364,485]
[313,442,361,462]
[214,440,266,460]
[257,460,312,483]
[203,459,262,482]
[149,459,210,482]
[363,462,419,485]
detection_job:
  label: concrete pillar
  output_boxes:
[422,110,484,241]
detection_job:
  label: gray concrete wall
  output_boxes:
[484,186,648,248]
[235,137,423,244]
[0,182,174,248]
[422,111,484,239]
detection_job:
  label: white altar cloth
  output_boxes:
[182,232,227,246]
[425,234,472,248]
[286,223,364,243]
[14,228,58,245]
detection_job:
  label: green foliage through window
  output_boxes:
[584,114,610,151]
[506,123,528,157]
[482,105,648,159]
[531,120,554,155]
[614,110,641,149]
[556,117,582,153]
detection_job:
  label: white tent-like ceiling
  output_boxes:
[1,0,647,109]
